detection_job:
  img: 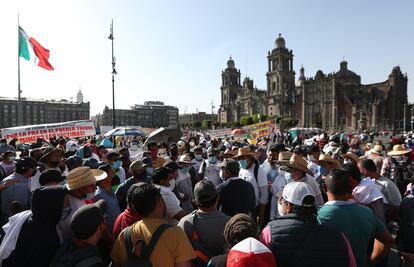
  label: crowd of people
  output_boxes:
[0,131,413,267]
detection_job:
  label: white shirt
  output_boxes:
[192,158,204,173]
[29,170,41,192]
[200,160,221,187]
[269,172,288,220]
[239,163,268,205]
[158,185,183,225]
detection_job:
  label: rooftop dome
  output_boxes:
[227,57,235,69]
[275,33,286,48]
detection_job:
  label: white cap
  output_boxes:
[282,182,315,207]
[177,140,186,149]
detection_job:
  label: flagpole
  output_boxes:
[17,13,22,126]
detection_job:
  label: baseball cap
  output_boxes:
[16,157,38,169]
[282,182,315,207]
[218,159,240,174]
[227,237,276,267]
[82,158,101,169]
[66,156,83,170]
[194,180,218,206]
[70,199,107,240]
[129,160,146,172]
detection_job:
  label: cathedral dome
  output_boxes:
[336,61,359,80]
[227,57,236,69]
[275,33,286,48]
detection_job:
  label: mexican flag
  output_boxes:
[19,26,54,70]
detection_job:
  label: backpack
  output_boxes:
[123,224,171,267]
[391,157,413,195]
[252,158,260,183]
[187,211,213,267]
[50,241,103,267]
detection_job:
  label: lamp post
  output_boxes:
[108,19,117,129]
[403,103,407,134]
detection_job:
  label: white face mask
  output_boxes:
[343,159,352,164]
[159,148,167,155]
[307,155,315,161]
[278,202,286,216]
[169,179,176,190]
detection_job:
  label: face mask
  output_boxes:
[319,166,327,176]
[61,206,72,221]
[159,148,167,155]
[284,172,293,183]
[112,160,121,170]
[169,178,176,190]
[267,169,278,183]
[180,166,190,173]
[146,167,154,176]
[7,157,16,162]
[202,148,207,154]
[189,141,195,147]
[239,159,248,169]
[278,202,286,216]
[82,192,96,201]
[195,154,203,161]
[307,155,315,161]
[69,146,77,152]
[208,156,217,164]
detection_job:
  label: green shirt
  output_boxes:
[317,200,386,267]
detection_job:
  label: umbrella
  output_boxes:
[144,127,182,145]
[104,127,145,137]
[231,128,246,135]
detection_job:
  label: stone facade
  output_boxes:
[99,101,178,128]
[179,112,217,126]
[0,97,90,128]
[219,34,408,131]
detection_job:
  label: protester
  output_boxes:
[396,184,414,266]
[39,168,65,186]
[115,160,149,211]
[94,164,121,233]
[176,154,195,212]
[50,200,107,267]
[192,146,205,173]
[317,168,394,267]
[236,147,268,227]
[216,159,256,217]
[226,237,276,267]
[0,151,16,177]
[39,147,62,170]
[103,152,126,188]
[0,185,68,267]
[111,183,195,267]
[0,139,16,154]
[112,183,141,240]
[0,157,38,220]
[147,141,166,168]
[208,213,258,267]
[58,166,107,241]
[262,182,356,266]
[178,180,230,262]
[199,148,221,186]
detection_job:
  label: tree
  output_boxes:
[192,121,202,128]
[202,120,213,129]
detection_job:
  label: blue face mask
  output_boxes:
[112,160,121,170]
[181,166,190,173]
[208,156,217,164]
[239,159,248,169]
[146,167,154,176]
[319,166,327,175]
[195,155,203,161]
[267,169,278,183]
[285,172,293,183]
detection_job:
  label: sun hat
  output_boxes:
[223,148,237,157]
[178,154,193,164]
[66,166,107,191]
[317,154,341,167]
[233,147,256,159]
[129,160,146,172]
[369,145,383,155]
[282,181,316,207]
[279,154,312,175]
[227,237,276,267]
[273,151,293,163]
[388,144,412,156]
[70,199,107,239]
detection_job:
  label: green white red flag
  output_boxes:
[18,26,54,70]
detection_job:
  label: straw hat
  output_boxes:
[66,166,107,191]
[344,152,360,164]
[178,154,193,164]
[388,144,412,156]
[318,154,341,167]
[233,147,256,159]
[369,145,383,155]
[273,151,293,163]
[279,154,312,175]
[223,148,237,157]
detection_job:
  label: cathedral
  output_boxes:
[218,34,408,131]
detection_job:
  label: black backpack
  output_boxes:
[391,157,413,195]
[49,241,103,267]
[186,211,213,267]
[123,224,171,267]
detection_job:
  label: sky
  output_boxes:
[1,0,413,117]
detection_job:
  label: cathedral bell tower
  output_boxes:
[266,34,296,117]
[219,57,241,123]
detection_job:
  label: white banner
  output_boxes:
[1,120,96,143]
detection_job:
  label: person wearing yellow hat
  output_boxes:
[381,144,414,196]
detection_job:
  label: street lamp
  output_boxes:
[108,19,117,129]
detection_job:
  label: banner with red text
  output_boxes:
[1,120,96,143]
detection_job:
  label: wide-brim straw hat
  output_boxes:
[66,166,107,191]
[278,154,312,175]
[318,154,341,167]
[273,151,293,163]
[388,144,412,156]
[344,152,360,163]
[223,148,237,157]
[233,147,256,159]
